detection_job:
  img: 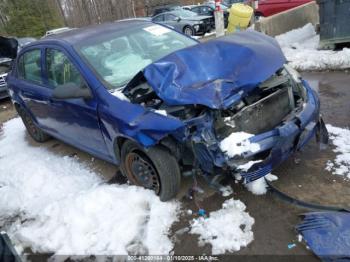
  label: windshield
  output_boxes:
[171,9,198,18]
[76,24,197,89]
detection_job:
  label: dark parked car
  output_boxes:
[183,3,230,28]
[221,0,247,7]
[152,10,212,36]
[2,20,327,201]
[0,37,36,99]
[152,5,181,16]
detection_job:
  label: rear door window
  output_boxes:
[18,49,43,84]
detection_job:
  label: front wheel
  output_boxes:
[120,140,181,201]
[183,26,194,36]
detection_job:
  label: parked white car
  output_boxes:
[44,27,75,37]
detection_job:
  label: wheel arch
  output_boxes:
[113,135,181,164]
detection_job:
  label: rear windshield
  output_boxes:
[75,24,197,89]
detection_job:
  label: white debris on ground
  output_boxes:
[245,174,278,195]
[111,89,130,101]
[0,118,180,256]
[190,199,254,255]
[276,23,350,71]
[325,124,350,179]
[220,132,260,158]
[219,185,233,197]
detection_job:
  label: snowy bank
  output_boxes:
[326,125,350,180]
[190,199,254,255]
[276,23,350,71]
[0,118,180,256]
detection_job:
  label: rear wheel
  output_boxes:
[183,26,194,36]
[120,140,181,201]
[16,106,51,143]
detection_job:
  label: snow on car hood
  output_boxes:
[143,30,286,109]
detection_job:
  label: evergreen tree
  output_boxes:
[0,0,64,37]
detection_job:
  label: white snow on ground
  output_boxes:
[190,199,254,255]
[245,174,278,195]
[219,185,233,197]
[220,132,260,158]
[0,118,180,256]
[276,23,350,71]
[238,160,262,172]
[325,124,350,179]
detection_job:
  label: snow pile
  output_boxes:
[219,185,233,197]
[220,132,260,157]
[276,23,350,71]
[325,125,350,179]
[190,199,254,255]
[245,174,278,195]
[0,118,180,256]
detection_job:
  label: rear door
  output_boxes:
[16,47,53,129]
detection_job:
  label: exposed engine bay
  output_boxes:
[122,65,310,180]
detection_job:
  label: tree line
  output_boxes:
[0,0,198,38]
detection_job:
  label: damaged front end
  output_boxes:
[186,65,328,183]
[122,31,328,184]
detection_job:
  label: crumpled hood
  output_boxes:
[143,30,286,109]
[0,36,18,59]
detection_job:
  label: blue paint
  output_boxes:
[296,212,350,260]
[143,30,286,109]
[5,20,324,184]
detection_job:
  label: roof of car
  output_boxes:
[35,19,153,46]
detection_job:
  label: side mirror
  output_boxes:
[52,82,92,100]
[175,17,181,22]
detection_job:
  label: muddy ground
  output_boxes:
[0,71,349,261]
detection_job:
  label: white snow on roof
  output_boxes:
[325,124,350,179]
[276,23,350,71]
[189,198,254,255]
[0,118,180,256]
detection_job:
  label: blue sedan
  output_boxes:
[2,20,327,201]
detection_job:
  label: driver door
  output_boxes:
[44,47,108,157]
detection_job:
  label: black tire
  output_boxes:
[16,106,51,143]
[120,140,181,201]
[183,26,194,36]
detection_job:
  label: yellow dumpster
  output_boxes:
[227,3,253,33]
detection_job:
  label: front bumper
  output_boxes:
[189,80,327,182]
[236,80,325,182]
